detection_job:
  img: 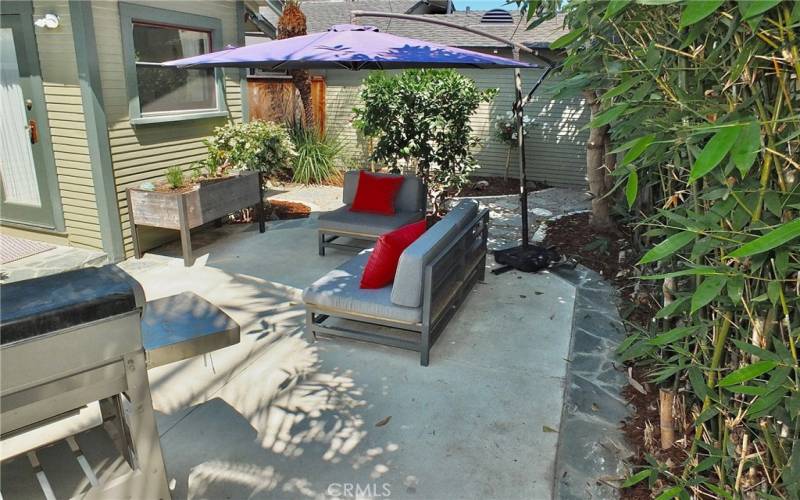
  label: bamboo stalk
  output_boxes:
[659,388,675,450]
[734,432,749,492]
[760,419,785,471]
[751,315,766,363]
[683,312,732,477]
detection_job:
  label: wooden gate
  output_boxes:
[247,76,326,130]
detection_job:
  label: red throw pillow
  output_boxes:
[360,220,427,289]
[350,171,405,215]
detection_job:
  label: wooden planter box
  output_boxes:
[127,171,264,266]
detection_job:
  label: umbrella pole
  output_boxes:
[513,52,529,248]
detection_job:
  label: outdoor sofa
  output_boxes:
[303,200,489,366]
[317,170,426,256]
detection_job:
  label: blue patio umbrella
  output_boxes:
[163,24,538,70]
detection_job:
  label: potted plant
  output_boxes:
[127,120,296,266]
[493,111,534,181]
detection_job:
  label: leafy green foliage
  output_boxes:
[679,0,725,27]
[353,69,496,213]
[688,125,741,182]
[730,121,761,176]
[728,219,800,258]
[204,120,296,177]
[718,360,778,387]
[582,236,611,255]
[619,134,656,167]
[190,163,203,182]
[164,166,184,189]
[637,231,695,264]
[288,122,344,185]
[493,111,533,146]
[625,170,638,209]
[522,0,799,496]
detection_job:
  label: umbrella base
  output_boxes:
[492,244,565,274]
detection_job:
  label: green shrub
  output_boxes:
[190,163,203,182]
[353,69,496,213]
[289,123,344,185]
[203,120,296,177]
[164,166,184,189]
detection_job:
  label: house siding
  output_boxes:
[322,57,589,188]
[91,0,243,257]
[33,0,103,250]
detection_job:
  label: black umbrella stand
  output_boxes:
[493,61,557,273]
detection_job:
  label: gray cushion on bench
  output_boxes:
[302,250,422,324]
[342,170,425,213]
[390,200,479,308]
[317,206,423,237]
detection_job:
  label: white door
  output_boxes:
[0,4,61,229]
[0,28,42,208]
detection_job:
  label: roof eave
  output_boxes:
[523,42,554,50]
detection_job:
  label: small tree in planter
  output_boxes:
[353,69,496,214]
[493,111,534,181]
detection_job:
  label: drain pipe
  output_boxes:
[351,10,555,246]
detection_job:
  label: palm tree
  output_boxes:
[277,0,314,128]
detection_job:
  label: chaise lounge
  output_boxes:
[303,200,489,365]
[317,170,426,256]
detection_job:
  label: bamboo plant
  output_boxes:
[523,0,800,496]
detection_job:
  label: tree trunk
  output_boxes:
[290,69,314,127]
[277,1,315,129]
[602,127,617,193]
[583,89,614,228]
[504,145,512,181]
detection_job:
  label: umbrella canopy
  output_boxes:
[163,24,538,71]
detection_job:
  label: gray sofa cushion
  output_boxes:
[318,206,423,237]
[342,170,425,213]
[302,250,422,324]
[390,200,479,308]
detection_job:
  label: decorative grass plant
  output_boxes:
[164,166,185,190]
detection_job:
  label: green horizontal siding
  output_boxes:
[34,0,103,250]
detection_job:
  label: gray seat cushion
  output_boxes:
[391,200,479,308]
[302,250,422,324]
[342,170,425,213]
[318,206,423,237]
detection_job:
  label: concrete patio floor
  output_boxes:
[2,187,590,499]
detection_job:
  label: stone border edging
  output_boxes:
[551,265,634,499]
[451,186,562,201]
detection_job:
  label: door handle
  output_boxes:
[29,119,38,144]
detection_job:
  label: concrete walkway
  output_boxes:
[2,186,594,500]
[119,216,575,499]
